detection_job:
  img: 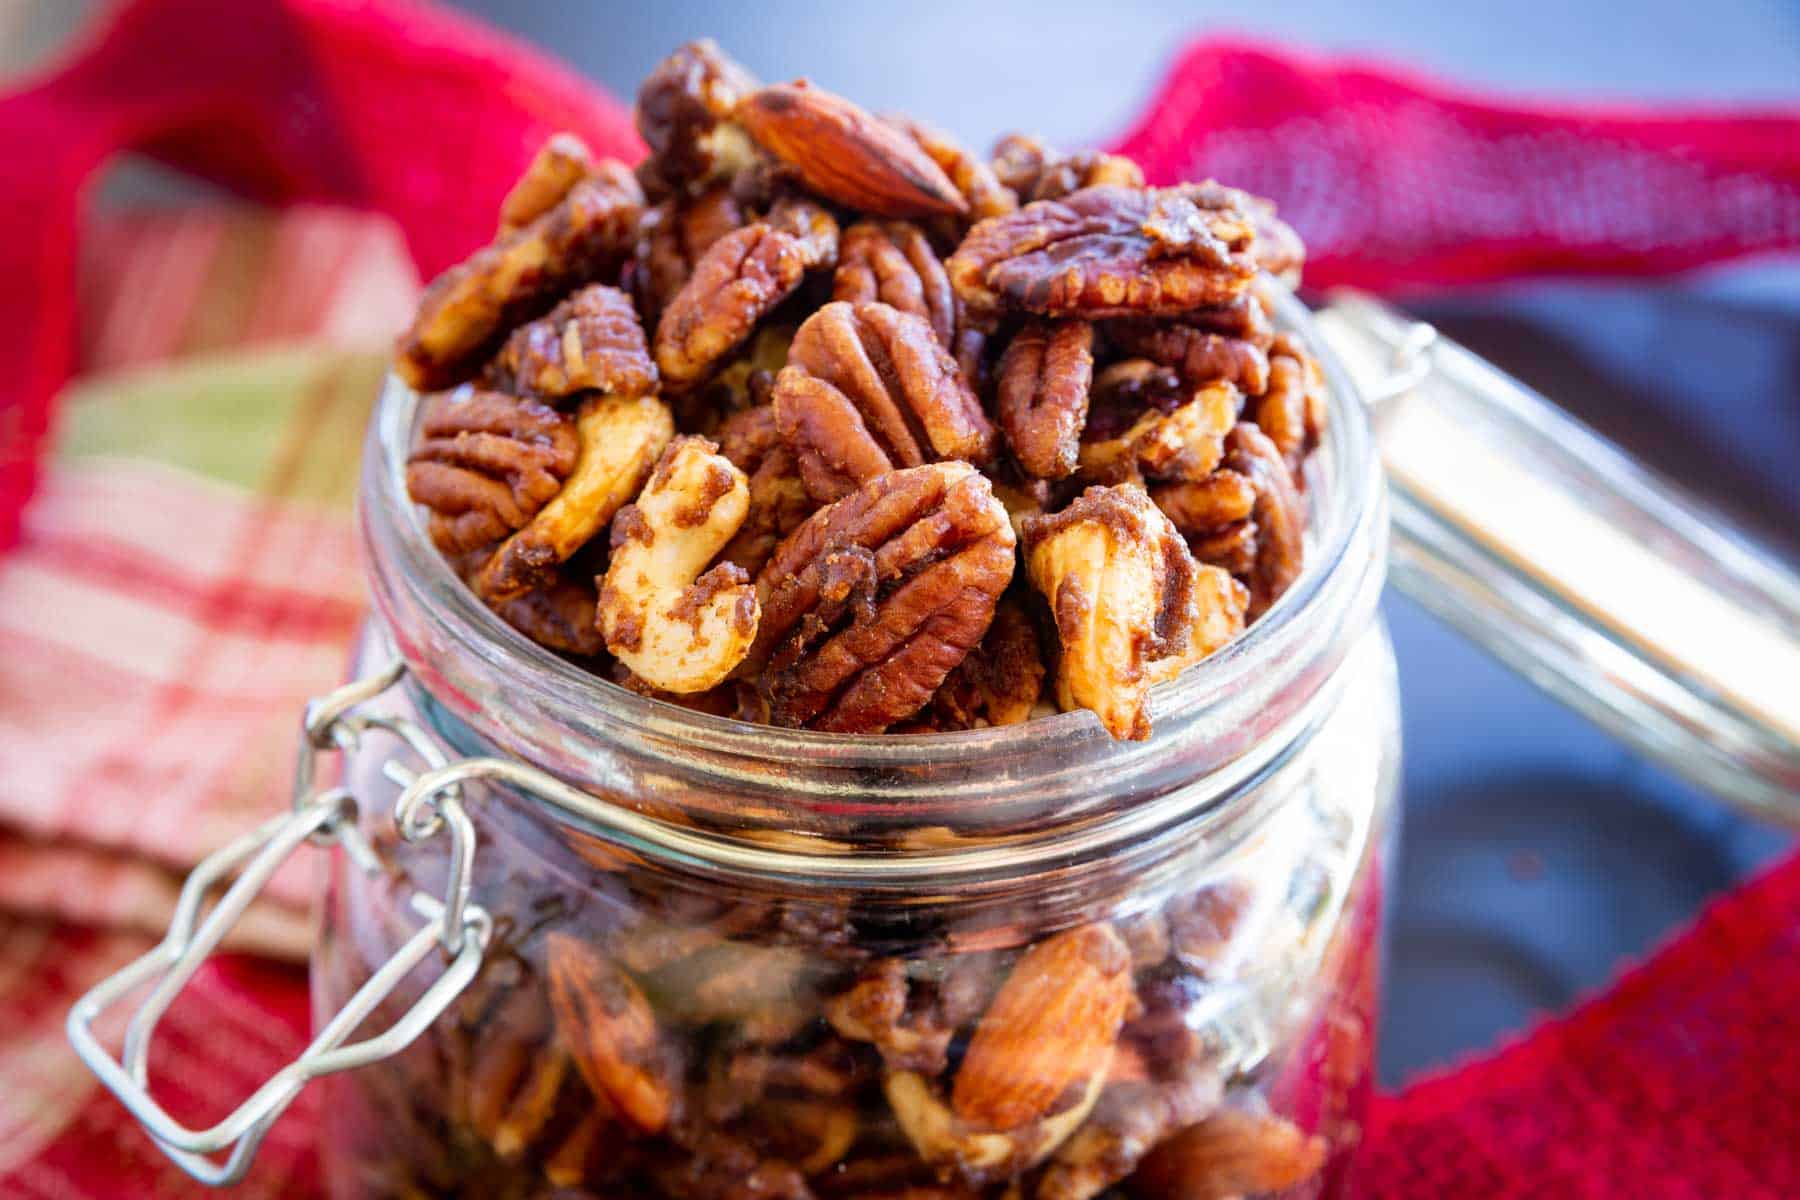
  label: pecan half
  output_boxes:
[633,187,749,326]
[833,221,958,352]
[773,301,997,504]
[749,462,1016,732]
[1220,422,1305,618]
[996,318,1094,480]
[737,81,967,218]
[498,132,596,234]
[1252,333,1328,477]
[474,392,673,602]
[397,172,643,391]
[634,40,762,197]
[1079,380,1241,486]
[598,436,760,693]
[654,221,813,390]
[406,389,578,554]
[489,571,605,658]
[1245,194,1306,287]
[1128,1103,1327,1200]
[1105,318,1269,395]
[913,594,1046,730]
[990,133,1144,202]
[715,405,816,576]
[947,183,1258,318]
[1024,484,1247,739]
[545,932,678,1135]
[952,923,1134,1131]
[489,284,658,399]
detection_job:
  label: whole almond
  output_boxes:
[951,923,1133,1131]
[545,932,675,1133]
[737,81,968,218]
[1128,1106,1328,1199]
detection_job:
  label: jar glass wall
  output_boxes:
[310,287,1399,1199]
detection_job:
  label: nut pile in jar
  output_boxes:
[400,40,1326,742]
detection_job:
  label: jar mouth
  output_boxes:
[360,284,1388,849]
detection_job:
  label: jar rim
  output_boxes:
[359,284,1389,856]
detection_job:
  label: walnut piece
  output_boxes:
[773,301,997,504]
[497,132,596,234]
[1105,318,1270,396]
[397,172,642,391]
[488,283,658,399]
[598,436,760,693]
[1024,484,1247,740]
[1079,380,1241,487]
[474,392,674,602]
[990,133,1144,202]
[405,389,578,555]
[749,462,1016,732]
[996,318,1094,480]
[737,81,967,218]
[948,183,1258,319]
[634,40,762,197]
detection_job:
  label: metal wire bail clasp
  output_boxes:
[65,659,492,1187]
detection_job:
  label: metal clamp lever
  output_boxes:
[65,661,492,1187]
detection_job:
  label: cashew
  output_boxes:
[598,436,760,693]
[475,392,673,603]
[884,1069,1103,1182]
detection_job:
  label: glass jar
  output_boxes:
[67,289,1799,1198]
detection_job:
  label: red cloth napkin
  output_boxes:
[1,1,1797,1196]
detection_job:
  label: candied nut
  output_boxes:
[917,595,1046,729]
[1128,1104,1327,1200]
[737,81,967,218]
[545,932,677,1134]
[1165,877,1257,973]
[498,132,596,234]
[633,187,749,325]
[1038,1066,1226,1200]
[1149,469,1256,540]
[996,318,1094,480]
[489,284,658,399]
[765,193,842,272]
[406,389,578,555]
[1105,318,1269,395]
[634,39,762,197]
[1253,334,1328,477]
[397,172,643,391]
[1079,381,1241,487]
[990,133,1144,202]
[887,1069,1103,1184]
[1244,194,1306,287]
[952,924,1134,1132]
[654,222,811,390]
[948,183,1258,318]
[1024,484,1247,740]
[1223,422,1305,618]
[599,436,760,693]
[750,462,1017,732]
[715,405,815,576]
[475,393,674,602]
[822,956,999,1076]
[489,572,606,658]
[834,221,959,352]
[890,115,1019,221]
[773,301,997,504]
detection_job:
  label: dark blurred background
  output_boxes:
[436,0,1800,1087]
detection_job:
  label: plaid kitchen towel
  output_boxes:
[0,0,1797,1197]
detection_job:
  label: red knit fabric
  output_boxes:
[1,2,1797,1195]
